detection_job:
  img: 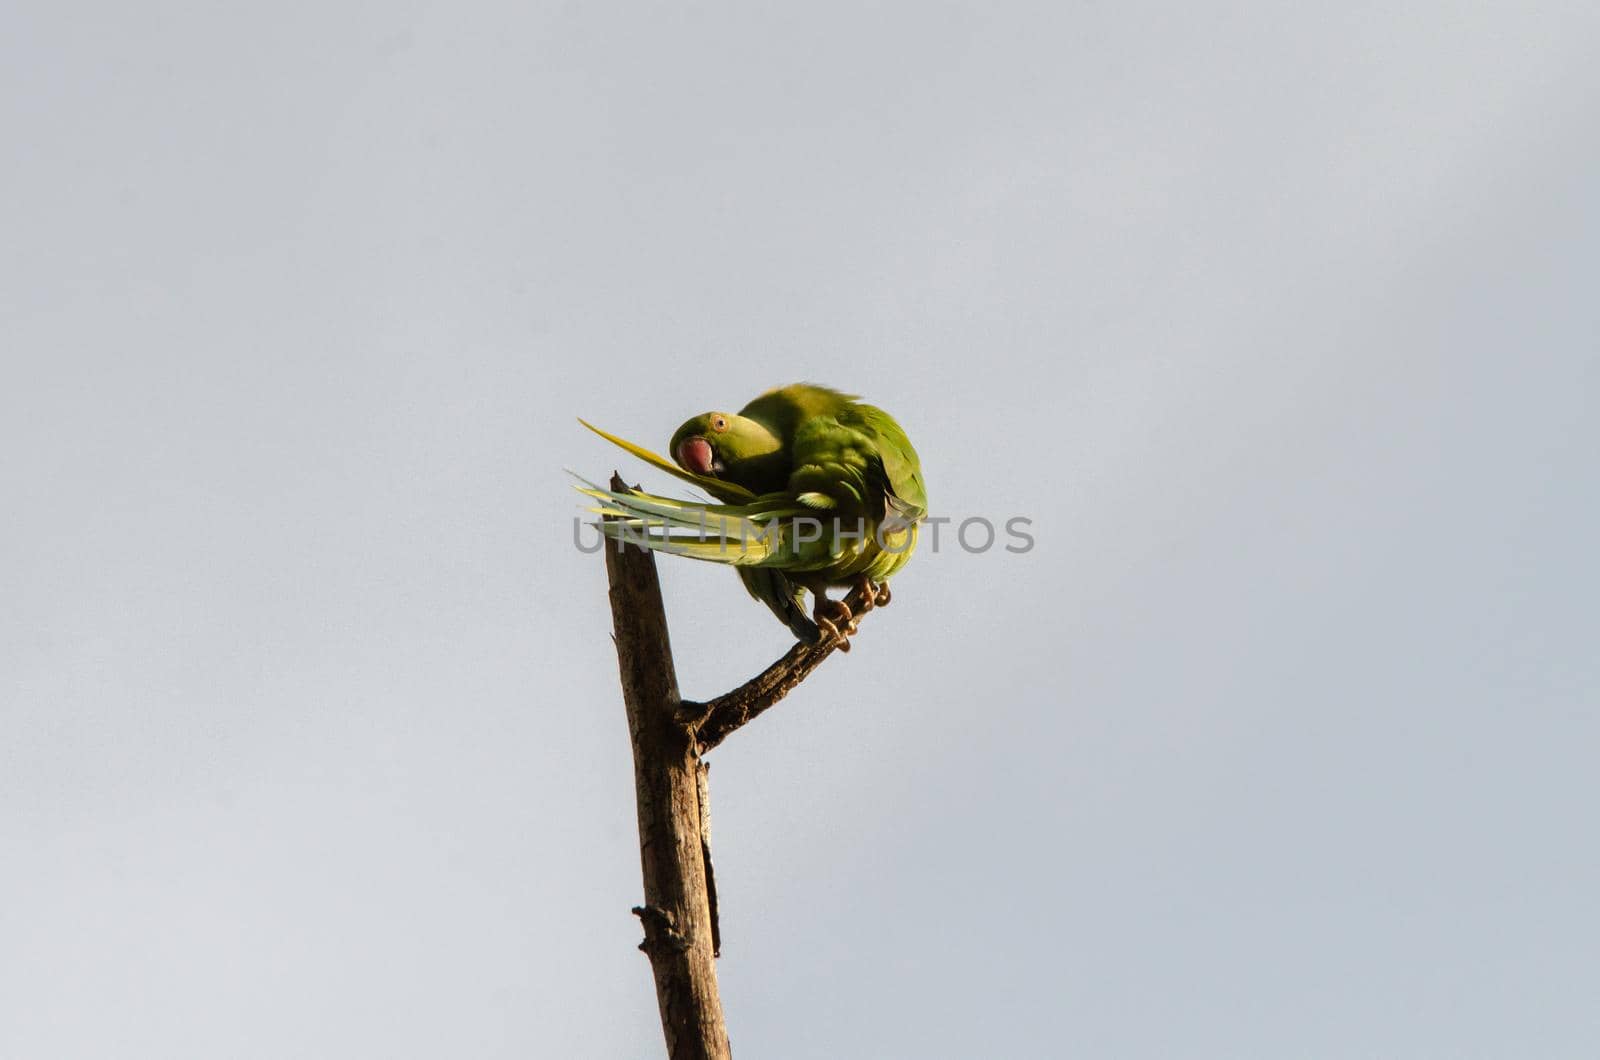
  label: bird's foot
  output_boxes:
[853,575,891,610]
[851,575,883,614]
[814,596,857,652]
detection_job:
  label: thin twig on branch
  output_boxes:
[679,583,870,753]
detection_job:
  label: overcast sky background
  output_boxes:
[4,3,1598,1057]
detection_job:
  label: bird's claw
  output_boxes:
[814,597,857,652]
[852,575,892,612]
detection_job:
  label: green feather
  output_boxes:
[579,384,927,643]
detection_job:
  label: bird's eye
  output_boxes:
[710,414,729,433]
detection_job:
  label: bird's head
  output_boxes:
[669,411,780,481]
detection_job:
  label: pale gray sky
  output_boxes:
[4,2,1598,1057]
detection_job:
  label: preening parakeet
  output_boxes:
[580,384,927,650]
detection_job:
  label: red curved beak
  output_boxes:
[676,436,715,475]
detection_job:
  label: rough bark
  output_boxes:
[604,496,730,1060]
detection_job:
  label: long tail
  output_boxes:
[575,477,806,566]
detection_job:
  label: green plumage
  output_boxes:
[579,384,927,645]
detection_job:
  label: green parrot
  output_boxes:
[579,383,927,650]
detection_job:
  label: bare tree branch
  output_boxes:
[603,474,729,1060]
[600,473,876,1056]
